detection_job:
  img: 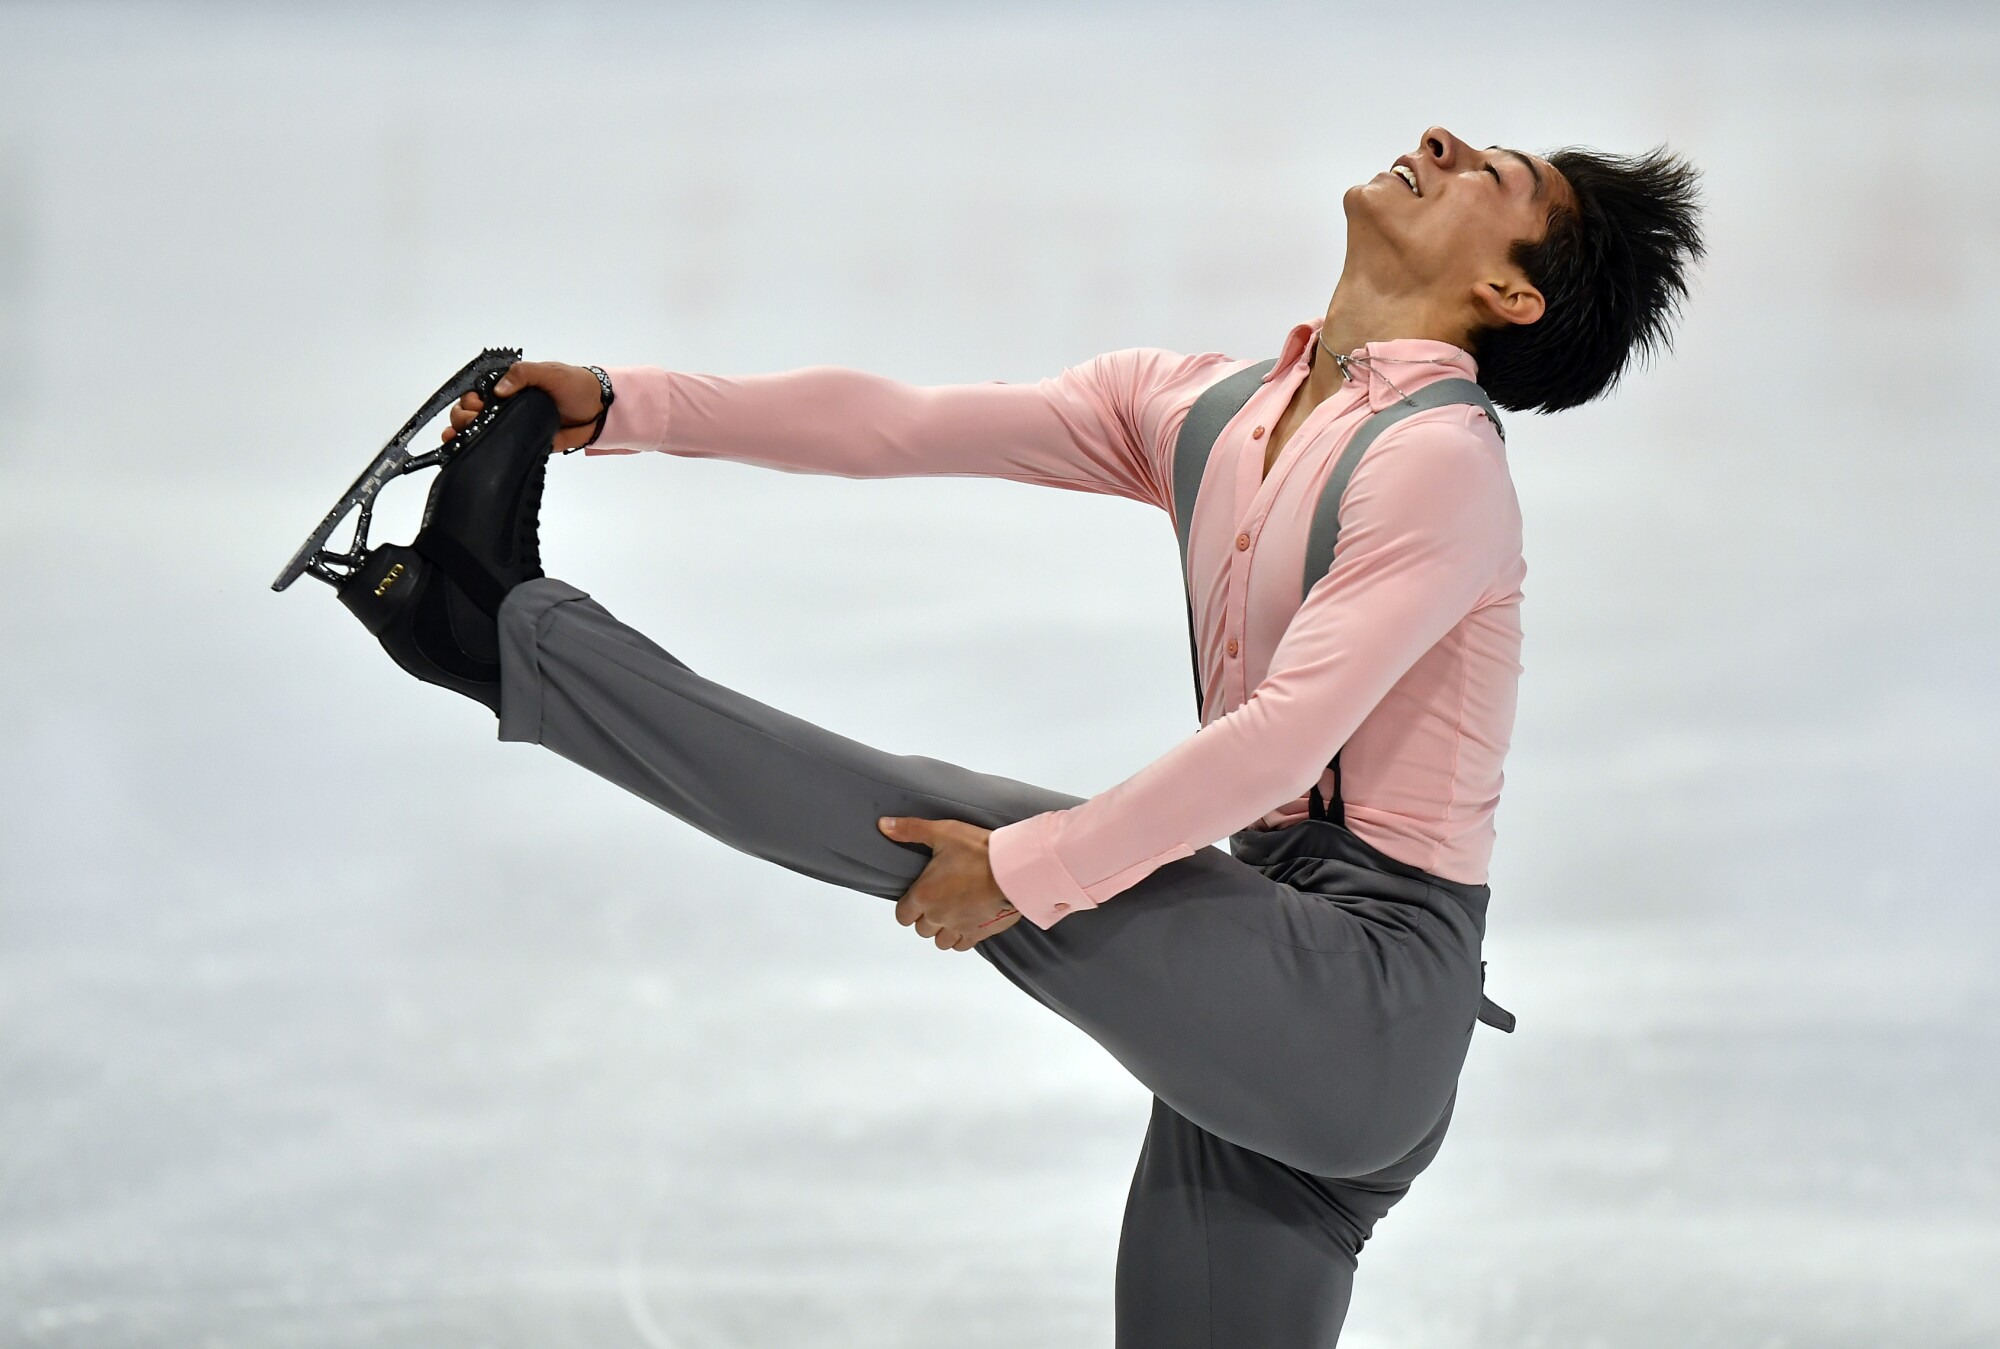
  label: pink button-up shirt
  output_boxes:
[591,317,1525,930]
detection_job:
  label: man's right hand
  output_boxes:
[444,360,607,454]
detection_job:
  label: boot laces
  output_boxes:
[517,456,546,571]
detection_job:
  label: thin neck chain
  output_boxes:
[1316,332,1420,408]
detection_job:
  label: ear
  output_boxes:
[1470,275,1546,330]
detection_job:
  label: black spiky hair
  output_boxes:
[1470,143,1708,414]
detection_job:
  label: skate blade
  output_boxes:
[270,346,523,592]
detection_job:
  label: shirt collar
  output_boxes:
[1263,317,1481,414]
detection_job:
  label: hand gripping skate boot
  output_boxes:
[272,349,561,715]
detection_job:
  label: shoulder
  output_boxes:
[1074,346,1244,403]
[1358,402,1513,497]
[1347,403,1520,546]
[1071,347,1253,447]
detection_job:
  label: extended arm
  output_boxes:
[586,349,1232,510]
[986,415,1520,929]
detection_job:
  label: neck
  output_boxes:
[1301,270,1471,411]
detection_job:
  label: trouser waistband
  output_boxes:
[1228,819,1516,1034]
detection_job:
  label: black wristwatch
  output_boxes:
[568,365,616,453]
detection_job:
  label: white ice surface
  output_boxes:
[1,3,1996,1345]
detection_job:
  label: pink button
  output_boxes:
[1236,533,1250,550]
[1251,426,1266,440]
[1226,638,1239,657]
[1053,902,1069,912]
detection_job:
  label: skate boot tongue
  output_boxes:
[414,386,558,616]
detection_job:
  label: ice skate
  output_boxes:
[273,348,562,713]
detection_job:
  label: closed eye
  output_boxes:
[1486,163,1504,187]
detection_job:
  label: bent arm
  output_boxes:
[586,349,1228,511]
[986,419,1519,928]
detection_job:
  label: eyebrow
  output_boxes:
[1484,144,1545,201]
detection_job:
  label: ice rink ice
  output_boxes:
[0,2,1995,1345]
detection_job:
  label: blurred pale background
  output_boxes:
[1,2,1995,1345]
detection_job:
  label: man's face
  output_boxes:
[1345,126,1572,324]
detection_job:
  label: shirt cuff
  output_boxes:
[582,365,669,457]
[988,813,1095,930]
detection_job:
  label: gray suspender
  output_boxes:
[1300,377,1503,601]
[1174,358,1278,719]
[1169,357,1517,1034]
[1171,362,1504,719]
[1173,358,1277,586]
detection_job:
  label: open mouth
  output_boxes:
[1390,164,1420,196]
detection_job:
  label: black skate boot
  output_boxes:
[336,541,509,713]
[336,385,560,713]
[271,348,561,717]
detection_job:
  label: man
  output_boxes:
[312,125,1705,1345]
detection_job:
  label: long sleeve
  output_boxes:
[986,414,1519,929]
[585,349,1231,511]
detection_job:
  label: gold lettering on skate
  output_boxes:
[374,562,406,597]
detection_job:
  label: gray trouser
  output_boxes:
[494,577,1493,1348]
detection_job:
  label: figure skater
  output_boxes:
[287,125,1705,1345]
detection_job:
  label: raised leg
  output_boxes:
[495,577,1481,1178]
[495,576,1087,900]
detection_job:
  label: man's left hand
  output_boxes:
[878,816,1024,951]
